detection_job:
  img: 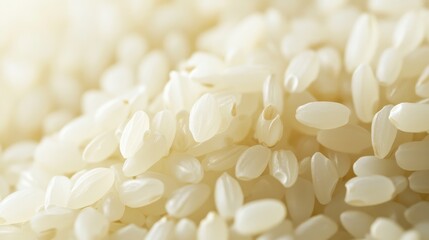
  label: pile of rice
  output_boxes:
[1,0,429,239]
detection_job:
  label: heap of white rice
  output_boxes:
[0,0,429,239]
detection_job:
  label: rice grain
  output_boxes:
[396,140,429,171]
[235,145,271,181]
[189,93,222,143]
[165,184,210,218]
[345,175,396,206]
[376,48,403,86]
[371,105,398,158]
[295,214,338,240]
[215,173,243,219]
[68,168,115,209]
[311,152,339,205]
[233,199,286,236]
[389,102,429,133]
[74,207,109,240]
[119,111,150,158]
[340,210,374,238]
[119,178,164,208]
[284,51,320,93]
[197,212,228,240]
[295,101,350,129]
[0,189,44,224]
[345,14,379,72]
[351,64,379,123]
[269,150,299,188]
[408,170,429,193]
[83,131,118,163]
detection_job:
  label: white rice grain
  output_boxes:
[101,191,125,221]
[111,224,148,240]
[317,124,372,154]
[311,152,339,205]
[138,50,170,99]
[269,150,299,188]
[151,110,176,149]
[59,116,101,146]
[68,168,114,209]
[174,218,197,240]
[393,11,425,56]
[145,217,175,240]
[44,176,71,209]
[189,93,222,143]
[165,184,210,218]
[119,111,150,158]
[83,131,118,163]
[262,76,283,114]
[284,178,315,224]
[345,175,396,206]
[215,173,244,219]
[119,178,164,208]
[376,48,403,86]
[396,140,429,171]
[351,64,379,123]
[203,145,246,171]
[295,214,338,240]
[122,132,168,177]
[284,51,320,93]
[353,156,404,177]
[34,138,85,174]
[166,154,204,184]
[254,106,283,147]
[0,189,44,224]
[197,212,228,240]
[389,102,429,133]
[235,145,271,181]
[371,105,398,159]
[94,98,130,130]
[295,101,350,129]
[74,207,109,240]
[345,14,379,72]
[408,170,429,193]
[31,207,76,233]
[340,210,374,239]
[370,217,404,240]
[234,199,286,236]
[404,201,429,225]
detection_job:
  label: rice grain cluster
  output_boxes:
[0,0,429,239]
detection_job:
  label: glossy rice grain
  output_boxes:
[234,199,286,235]
[119,178,164,208]
[389,103,429,133]
[284,51,320,93]
[317,124,372,154]
[345,175,396,206]
[395,140,429,171]
[371,105,398,159]
[119,111,150,158]
[235,145,271,181]
[295,101,350,129]
[345,14,379,72]
[189,93,222,143]
[165,184,211,218]
[68,168,115,209]
[295,215,338,240]
[269,150,299,188]
[351,64,379,123]
[215,173,243,219]
[311,152,339,205]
